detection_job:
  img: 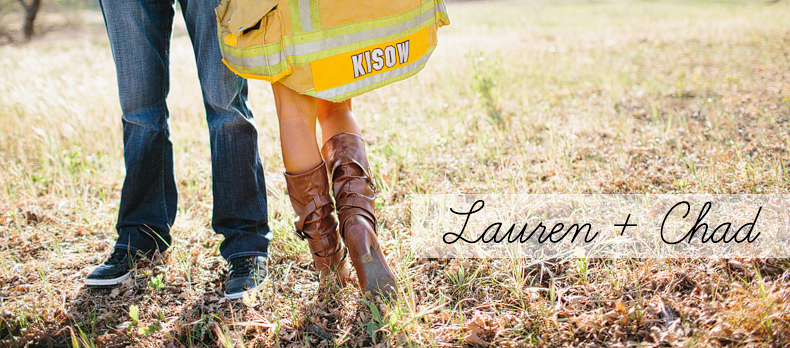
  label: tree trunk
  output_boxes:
[19,0,41,41]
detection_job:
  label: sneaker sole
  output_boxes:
[84,272,131,287]
[224,279,267,300]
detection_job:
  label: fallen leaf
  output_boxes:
[465,316,490,347]
[616,299,627,314]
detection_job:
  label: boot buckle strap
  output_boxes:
[312,194,332,208]
[293,194,333,233]
[337,196,375,213]
[347,158,376,192]
[308,236,332,252]
[330,157,376,193]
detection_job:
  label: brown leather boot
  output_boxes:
[285,161,351,283]
[322,133,397,297]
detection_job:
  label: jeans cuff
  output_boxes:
[113,244,142,254]
[113,243,166,257]
[224,251,269,261]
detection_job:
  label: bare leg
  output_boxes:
[317,99,361,144]
[271,82,322,174]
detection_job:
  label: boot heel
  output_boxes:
[360,245,397,297]
[345,223,396,296]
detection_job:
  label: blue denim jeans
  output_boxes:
[99,0,272,260]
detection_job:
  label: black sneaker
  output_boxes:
[224,256,268,299]
[84,249,136,287]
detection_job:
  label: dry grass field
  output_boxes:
[1,0,790,346]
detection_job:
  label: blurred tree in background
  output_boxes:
[20,0,42,40]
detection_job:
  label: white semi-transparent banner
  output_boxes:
[409,195,790,258]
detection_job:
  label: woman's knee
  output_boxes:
[316,99,352,123]
[272,83,317,122]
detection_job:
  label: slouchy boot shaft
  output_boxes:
[322,133,396,297]
[285,161,350,281]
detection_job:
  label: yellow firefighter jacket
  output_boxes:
[215,0,450,102]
